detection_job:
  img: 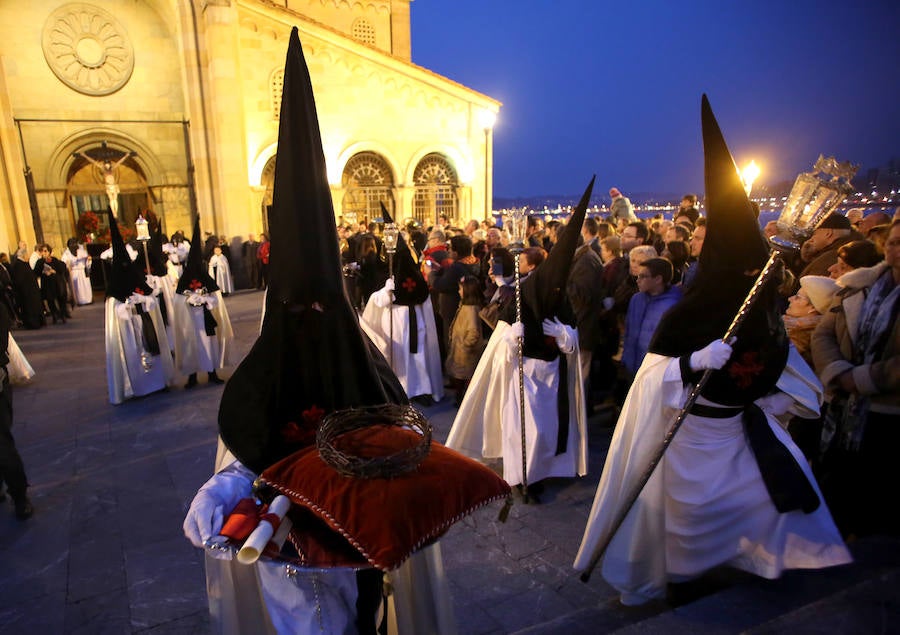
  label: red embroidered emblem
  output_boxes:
[302,405,325,425]
[402,277,417,292]
[727,351,765,388]
[281,421,315,445]
[189,279,202,290]
[133,287,145,295]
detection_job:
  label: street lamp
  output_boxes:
[479,109,497,221]
[741,160,760,196]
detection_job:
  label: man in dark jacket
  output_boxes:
[567,231,606,406]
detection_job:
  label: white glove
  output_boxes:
[542,318,575,354]
[183,465,254,553]
[502,321,525,363]
[371,281,394,308]
[689,339,734,371]
[756,391,795,417]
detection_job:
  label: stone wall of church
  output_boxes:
[0,0,190,251]
[0,0,496,257]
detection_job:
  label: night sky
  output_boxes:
[411,1,900,199]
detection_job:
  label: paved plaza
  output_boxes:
[1,290,898,634]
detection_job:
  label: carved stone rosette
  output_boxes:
[42,3,134,96]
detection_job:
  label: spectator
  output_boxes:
[608,187,637,223]
[621,257,682,378]
[256,233,270,290]
[826,240,883,279]
[797,213,858,277]
[811,220,900,538]
[567,227,606,405]
[662,240,690,285]
[445,275,486,407]
[619,221,648,256]
[677,193,701,225]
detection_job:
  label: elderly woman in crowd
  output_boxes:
[826,240,882,279]
[811,220,899,539]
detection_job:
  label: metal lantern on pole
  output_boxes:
[579,155,859,582]
[382,221,399,369]
[507,207,531,503]
[135,213,151,275]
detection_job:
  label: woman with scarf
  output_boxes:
[811,220,900,539]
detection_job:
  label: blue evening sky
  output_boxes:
[411,1,900,199]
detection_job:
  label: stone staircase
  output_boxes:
[512,536,900,634]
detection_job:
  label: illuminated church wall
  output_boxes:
[0,0,498,257]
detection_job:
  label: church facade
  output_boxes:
[0,0,499,256]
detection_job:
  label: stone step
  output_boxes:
[512,536,900,635]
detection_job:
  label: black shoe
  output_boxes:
[208,372,224,385]
[14,498,34,520]
[185,374,198,389]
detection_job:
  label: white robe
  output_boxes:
[61,246,93,305]
[573,348,852,602]
[163,241,190,283]
[146,274,176,352]
[104,293,176,405]
[6,334,35,384]
[172,290,233,375]
[446,320,588,487]
[359,285,444,402]
[208,254,234,294]
[203,443,458,635]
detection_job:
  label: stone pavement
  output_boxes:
[1,290,897,634]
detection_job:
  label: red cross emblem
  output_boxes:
[402,277,417,292]
[728,352,765,389]
[133,287,145,295]
[189,279,202,290]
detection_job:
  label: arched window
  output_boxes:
[413,154,458,227]
[351,19,376,46]
[341,152,394,225]
[270,69,284,120]
[260,154,276,234]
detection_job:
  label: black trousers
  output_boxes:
[0,373,27,500]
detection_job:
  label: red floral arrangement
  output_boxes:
[97,225,134,244]
[76,211,100,242]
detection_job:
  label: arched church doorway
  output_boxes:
[341,152,395,227]
[260,154,275,235]
[67,142,151,242]
[413,153,458,227]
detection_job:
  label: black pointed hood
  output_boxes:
[649,95,786,406]
[146,223,168,277]
[511,176,594,359]
[176,216,217,293]
[381,203,428,306]
[218,28,406,473]
[105,209,151,301]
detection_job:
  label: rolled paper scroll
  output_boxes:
[237,495,291,564]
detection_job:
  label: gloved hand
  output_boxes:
[183,465,254,553]
[371,285,393,308]
[689,338,734,371]
[502,321,525,363]
[756,391,795,417]
[384,278,395,292]
[542,318,575,354]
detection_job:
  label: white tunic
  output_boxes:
[446,320,588,487]
[208,254,235,294]
[172,289,233,375]
[573,349,852,602]
[6,334,35,384]
[61,246,93,305]
[359,284,444,402]
[104,293,176,405]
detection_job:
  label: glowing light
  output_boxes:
[478,109,497,131]
[741,160,760,195]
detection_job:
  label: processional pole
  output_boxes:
[580,155,858,581]
[135,214,151,275]
[383,220,399,370]
[508,207,530,503]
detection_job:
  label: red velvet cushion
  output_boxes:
[260,425,511,571]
